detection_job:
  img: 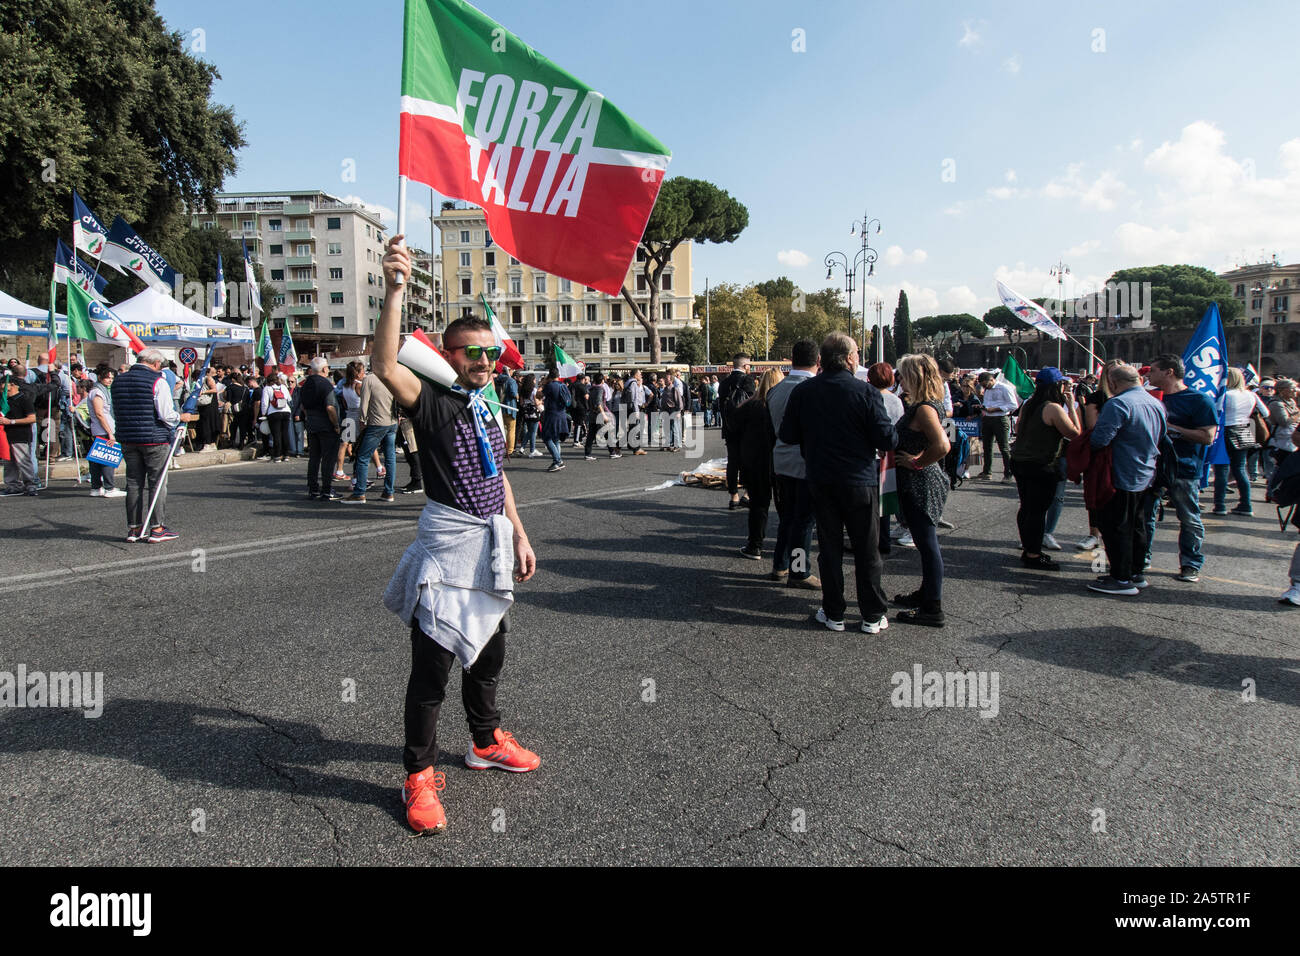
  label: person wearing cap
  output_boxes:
[1249,379,1275,481]
[1008,368,1080,570]
[1142,354,1217,584]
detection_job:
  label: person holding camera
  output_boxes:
[1009,368,1081,570]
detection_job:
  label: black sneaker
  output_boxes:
[739,545,762,560]
[320,492,342,502]
[1020,552,1060,571]
[401,481,422,494]
[1088,576,1139,596]
[306,492,320,500]
[1175,567,1200,583]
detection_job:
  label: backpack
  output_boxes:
[661,382,681,412]
[1152,428,1181,491]
[943,425,969,489]
[1268,450,1300,507]
[271,385,289,411]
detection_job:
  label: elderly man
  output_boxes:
[299,356,342,501]
[112,350,198,543]
[1088,363,1167,596]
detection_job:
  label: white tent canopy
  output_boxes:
[98,287,254,344]
[0,289,65,337]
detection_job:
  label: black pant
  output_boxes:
[584,410,613,456]
[725,440,741,495]
[403,619,507,773]
[980,416,1011,476]
[772,474,815,576]
[1097,487,1155,582]
[1010,459,1058,554]
[810,482,886,622]
[898,494,944,602]
[267,412,291,458]
[306,428,340,495]
[745,473,772,550]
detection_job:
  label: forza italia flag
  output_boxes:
[65,280,146,353]
[553,343,581,380]
[398,0,671,296]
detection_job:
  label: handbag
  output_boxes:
[197,392,212,406]
[1253,411,1271,446]
[1225,421,1259,451]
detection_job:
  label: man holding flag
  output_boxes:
[376,235,539,834]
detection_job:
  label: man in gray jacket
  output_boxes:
[765,339,819,588]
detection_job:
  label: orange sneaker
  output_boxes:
[465,728,541,773]
[401,767,447,833]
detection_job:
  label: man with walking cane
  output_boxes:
[112,349,198,543]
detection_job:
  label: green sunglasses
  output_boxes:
[448,345,503,361]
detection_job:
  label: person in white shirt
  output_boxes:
[262,372,294,462]
[976,372,1020,480]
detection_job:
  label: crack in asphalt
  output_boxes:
[846,823,942,864]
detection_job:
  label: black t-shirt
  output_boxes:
[407,380,506,519]
[4,388,35,440]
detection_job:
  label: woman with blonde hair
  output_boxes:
[732,367,785,559]
[892,354,951,626]
[1212,365,1257,515]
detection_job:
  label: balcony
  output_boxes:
[283,202,312,216]
[285,280,316,292]
[285,255,315,267]
[285,231,314,242]
[287,304,317,317]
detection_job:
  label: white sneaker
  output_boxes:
[889,524,906,540]
[101,488,125,498]
[528,450,544,458]
[815,608,845,632]
[1042,534,1062,551]
[89,487,102,497]
[1280,583,1300,607]
[1075,535,1099,551]
[896,532,915,548]
[861,615,890,635]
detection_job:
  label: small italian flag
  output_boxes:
[397,328,507,431]
[553,343,582,380]
[880,451,899,517]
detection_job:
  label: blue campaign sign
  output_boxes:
[87,438,123,468]
[952,419,981,438]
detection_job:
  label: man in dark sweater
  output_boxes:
[779,332,899,633]
[718,353,755,507]
[299,356,342,501]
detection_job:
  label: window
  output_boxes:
[636,274,647,292]
[202,221,214,230]
[293,268,312,280]
[446,229,458,244]
[461,230,470,243]
[296,244,311,256]
[636,248,647,262]
[329,268,343,280]
[268,219,281,231]
[367,249,374,262]
[273,318,284,330]
[560,278,572,293]
[330,292,344,305]
[462,306,474,318]
[634,337,649,353]
[534,338,550,356]
[662,272,673,291]
[327,217,341,230]
[484,276,497,296]
[661,302,673,321]
[269,268,285,281]
[609,337,625,353]
[534,275,547,294]
[485,251,495,266]
[327,243,342,255]
[611,303,622,324]
[368,273,375,285]
[584,338,601,354]
[510,276,522,295]
[294,220,310,231]
[510,256,520,265]
[331,316,345,330]
[250,219,262,231]
[510,305,522,325]
[460,277,472,295]
[1252,297,1263,310]
[586,304,598,323]
[272,294,285,307]
[296,292,313,306]
[368,295,377,308]
[1274,295,1289,311]
[535,304,548,323]
[460,251,471,267]
[366,224,371,237]
[269,244,283,256]
[660,336,676,353]
[296,317,316,330]
[560,304,572,322]
[1235,284,1245,296]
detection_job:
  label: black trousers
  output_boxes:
[1097,487,1156,582]
[725,439,741,495]
[306,428,340,495]
[1010,459,1058,554]
[403,619,507,773]
[267,412,291,458]
[980,415,1012,476]
[745,473,773,550]
[810,482,886,622]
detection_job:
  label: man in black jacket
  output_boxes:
[779,332,898,634]
[718,353,755,507]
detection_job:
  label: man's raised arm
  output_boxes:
[373,234,423,410]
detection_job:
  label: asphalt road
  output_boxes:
[1,428,1297,865]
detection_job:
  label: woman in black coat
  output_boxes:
[731,368,784,560]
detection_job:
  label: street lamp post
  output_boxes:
[1252,282,1265,371]
[824,210,881,359]
[1050,260,1070,370]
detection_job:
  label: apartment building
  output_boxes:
[1220,259,1300,326]
[435,205,695,368]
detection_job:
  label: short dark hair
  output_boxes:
[733,352,751,365]
[1151,353,1185,378]
[443,316,492,345]
[938,359,954,375]
[978,372,995,386]
[93,364,114,380]
[791,339,818,368]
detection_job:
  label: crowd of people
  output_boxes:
[706,340,1300,625]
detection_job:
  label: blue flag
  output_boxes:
[72,190,113,266]
[54,239,109,302]
[102,215,177,292]
[181,347,214,416]
[212,252,226,317]
[1181,302,1230,485]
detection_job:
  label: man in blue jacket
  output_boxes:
[779,332,898,633]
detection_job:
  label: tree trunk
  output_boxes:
[620,244,671,365]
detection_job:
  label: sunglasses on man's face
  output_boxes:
[448,345,503,361]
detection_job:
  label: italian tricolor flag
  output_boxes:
[398,0,671,296]
[65,280,146,353]
[553,343,582,380]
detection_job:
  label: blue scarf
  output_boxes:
[451,384,499,478]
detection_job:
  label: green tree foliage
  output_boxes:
[0,0,245,301]
[671,325,704,367]
[912,313,989,356]
[623,177,748,363]
[754,277,796,302]
[893,290,912,356]
[694,282,771,361]
[1105,265,1242,336]
[882,326,896,365]
[764,284,851,359]
[981,305,1024,344]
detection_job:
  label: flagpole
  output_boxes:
[392,175,407,287]
[67,326,85,484]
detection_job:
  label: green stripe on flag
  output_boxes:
[65,280,98,341]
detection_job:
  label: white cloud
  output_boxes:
[1005,169,1017,184]
[943,285,980,312]
[1041,164,1126,211]
[883,245,928,267]
[986,186,1019,200]
[959,19,984,48]
[776,249,810,268]
[1143,120,1247,194]
[1001,54,1021,75]
[1065,239,1102,258]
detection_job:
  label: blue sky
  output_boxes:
[157,0,1300,317]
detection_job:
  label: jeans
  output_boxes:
[1043,457,1068,536]
[291,419,305,456]
[810,482,886,622]
[980,415,1012,476]
[898,495,944,601]
[1098,487,1156,582]
[89,460,116,491]
[306,428,341,496]
[403,619,507,774]
[544,438,563,465]
[1142,475,1205,572]
[353,423,397,496]
[772,474,815,577]
[523,420,538,454]
[1011,459,1059,554]
[666,412,682,449]
[123,442,172,530]
[58,410,74,458]
[1212,445,1251,512]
